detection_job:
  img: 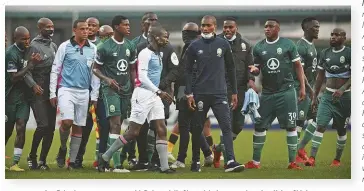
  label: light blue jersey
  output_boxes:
[137,47,163,93]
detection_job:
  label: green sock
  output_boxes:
[298,121,317,149]
[310,131,324,158]
[296,126,302,141]
[109,134,121,167]
[147,129,155,163]
[13,148,22,165]
[95,139,99,161]
[287,131,298,163]
[252,131,266,163]
[335,135,347,161]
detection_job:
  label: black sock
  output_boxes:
[205,135,213,147]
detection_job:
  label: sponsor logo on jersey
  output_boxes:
[217,48,222,57]
[267,58,280,70]
[241,43,246,51]
[277,48,282,54]
[117,59,128,73]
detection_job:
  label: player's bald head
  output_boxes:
[86,17,100,25]
[183,22,199,32]
[37,18,53,29]
[332,28,346,36]
[201,15,217,25]
[99,25,113,34]
[14,26,29,38]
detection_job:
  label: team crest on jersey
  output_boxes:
[110,105,115,113]
[126,49,130,57]
[241,43,246,51]
[217,48,222,57]
[267,58,280,70]
[330,65,340,70]
[299,110,305,118]
[171,52,179,66]
[277,48,282,55]
[340,56,345,63]
[198,101,204,111]
[117,59,128,72]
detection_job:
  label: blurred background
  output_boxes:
[5,6,351,129]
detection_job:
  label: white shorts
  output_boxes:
[58,87,90,126]
[129,87,165,125]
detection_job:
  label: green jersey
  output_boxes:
[95,37,137,96]
[90,36,101,46]
[318,46,351,78]
[296,37,318,88]
[131,34,147,47]
[253,37,301,94]
[5,44,31,101]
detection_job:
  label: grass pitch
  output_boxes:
[5,129,351,179]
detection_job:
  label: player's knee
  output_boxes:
[254,126,266,133]
[62,120,73,129]
[336,127,347,137]
[316,125,326,133]
[286,127,296,132]
[155,120,167,138]
[72,125,82,135]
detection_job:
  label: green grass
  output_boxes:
[5,129,351,179]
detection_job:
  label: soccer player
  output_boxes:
[303,28,351,167]
[294,17,320,163]
[50,19,99,170]
[99,25,113,42]
[170,22,214,169]
[24,18,58,170]
[213,16,257,168]
[75,16,102,168]
[93,15,136,173]
[245,19,305,170]
[98,23,175,174]
[5,26,42,171]
[132,12,158,45]
[184,15,244,172]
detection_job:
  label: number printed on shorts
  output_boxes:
[288,112,297,121]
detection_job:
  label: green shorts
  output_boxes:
[316,89,351,129]
[101,86,131,119]
[296,87,311,121]
[5,100,30,125]
[256,87,298,130]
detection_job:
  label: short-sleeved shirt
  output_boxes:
[317,46,351,79]
[5,44,31,102]
[253,37,301,94]
[296,37,318,88]
[95,37,137,96]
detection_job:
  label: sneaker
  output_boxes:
[305,157,316,167]
[190,161,201,172]
[168,152,176,161]
[224,161,244,172]
[298,148,309,161]
[113,166,130,173]
[129,162,149,171]
[147,163,160,172]
[67,162,78,170]
[160,168,176,174]
[170,161,186,169]
[98,154,108,172]
[37,163,50,171]
[27,155,38,170]
[56,147,67,168]
[244,161,261,169]
[74,159,84,169]
[212,145,221,168]
[93,161,98,170]
[330,159,341,167]
[295,155,306,163]
[128,158,138,168]
[9,164,25,172]
[204,155,213,167]
[288,162,303,170]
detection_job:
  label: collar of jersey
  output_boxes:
[111,36,124,44]
[265,36,280,44]
[142,33,147,39]
[332,46,345,53]
[70,36,90,47]
[301,37,313,45]
[14,43,24,52]
[89,37,98,43]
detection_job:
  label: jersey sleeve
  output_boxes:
[288,40,301,62]
[130,43,137,64]
[138,49,159,93]
[6,51,19,73]
[95,44,106,65]
[252,44,263,67]
[296,42,307,66]
[50,41,67,99]
[317,49,326,70]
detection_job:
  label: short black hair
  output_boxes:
[111,15,128,30]
[149,22,165,37]
[266,18,280,25]
[301,17,318,30]
[142,12,156,22]
[224,16,237,22]
[73,19,87,29]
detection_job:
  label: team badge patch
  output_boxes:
[299,110,305,118]
[171,52,179,66]
[110,105,115,113]
[197,101,204,111]
[217,48,222,57]
[126,49,130,57]
[241,43,246,51]
[277,48,282,55]
[340,56,345,63]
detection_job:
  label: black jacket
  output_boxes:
[184,35,237,95]
[217,33,254,93]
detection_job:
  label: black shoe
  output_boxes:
[147,163,160,172]
[37,162,50,171]
[128,158,138,168]
[224,161,244,172]
[98,153,110,172]
[74,159,84,169]
[191,161,201,172]
[27,155,38,170]
[129,162,148,171]
[160,168,176,174]
[56,147,67,168]
[67,162,77,170]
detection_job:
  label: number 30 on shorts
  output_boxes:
[288,112,297,121]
